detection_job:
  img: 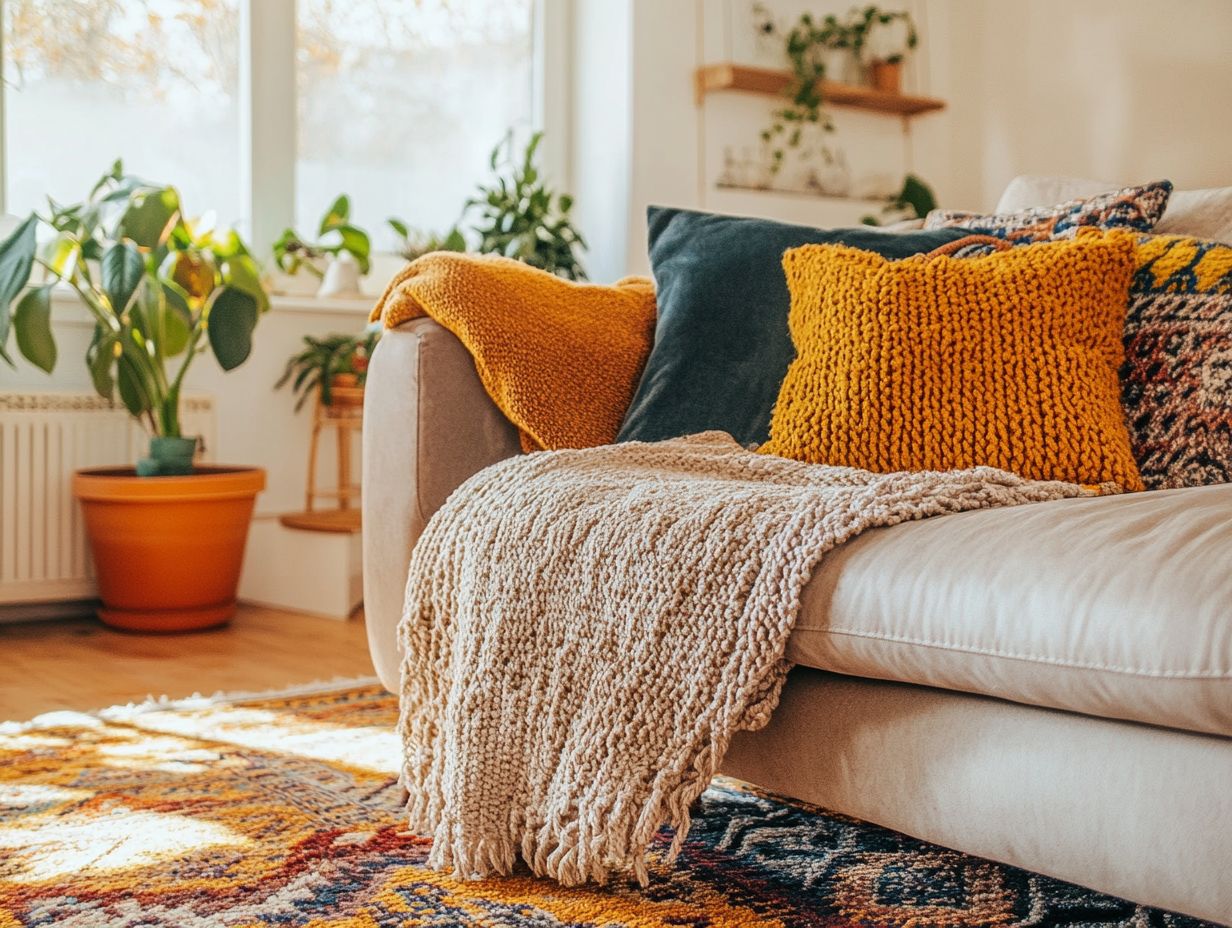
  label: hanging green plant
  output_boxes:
[759,8,849,174]
[851,6,918,64]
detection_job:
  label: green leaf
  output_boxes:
[319,194,351,235]
[117,186,181,249]
[387,218,409,238]
[896,173,938,219]
[160,281,192,356]
[524,131,542,170]
[0,214,39,364]
[13,285,56,372]
[101,242,145,315]
[442,228,467,252]
[331,225,371,273]
[86,327,116,399]
[161,278,192,316]
[206,287,258,371]
[44,237,80,277]
[222,254,269,314]
[116,354,151,417]
[90,159,124,199]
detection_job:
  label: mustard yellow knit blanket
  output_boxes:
[373,253,656,452]
[397,432,1098,886]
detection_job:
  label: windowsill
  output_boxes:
[267,292,376,315]
[47,284,377,322]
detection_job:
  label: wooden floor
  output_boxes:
[0,604,378,722]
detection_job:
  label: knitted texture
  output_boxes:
[923,180,1172,242]
[761,233,1145,491]
[372,252,656,451]
[397,432,1096,887]
[1124,234,1232,488]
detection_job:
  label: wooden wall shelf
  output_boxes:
[695,63,946,117]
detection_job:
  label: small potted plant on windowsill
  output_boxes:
[466,131,587,280]
[0,160,270,633]
[276,326,381,412]
[271,195,371,299]
[386,219,467,263]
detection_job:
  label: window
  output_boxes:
[2,0,242,224]
[296,0,534,248]
[0,0,546,255]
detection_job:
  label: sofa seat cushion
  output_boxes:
[787,483,1232,736]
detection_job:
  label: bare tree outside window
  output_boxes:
[295,0,534,249]
[3,0,241,222]
[1,0,535,253]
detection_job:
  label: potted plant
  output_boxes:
[466,132,587,280]
[0,160,270,632]
[853,7,918,93]
[271,195,371,298]
[386,219,467,263]
[861,173,938,225]
[276,326,380,412]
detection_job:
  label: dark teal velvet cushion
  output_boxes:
[617,207,972,446]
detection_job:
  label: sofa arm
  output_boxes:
[362,317,521,690]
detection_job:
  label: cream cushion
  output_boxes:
[995,174,1232,243]
[790,483,1232,737]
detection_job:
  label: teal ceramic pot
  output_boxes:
[137,436,199,477]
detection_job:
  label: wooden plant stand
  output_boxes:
[281,389,364,534]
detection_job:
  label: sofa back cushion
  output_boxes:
[924,180,1172,242]
[617,207,970,447]
[762,233,1145,490]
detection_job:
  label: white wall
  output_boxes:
[567,0,1232,280]
[940,0,1232,209]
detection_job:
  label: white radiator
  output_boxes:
[0,392,215,607]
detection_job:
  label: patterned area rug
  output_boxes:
[0,682,1218,927]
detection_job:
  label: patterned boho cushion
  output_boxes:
[1124,234,1232,488]
[923,180,1173,242]
[762,233,1144,491]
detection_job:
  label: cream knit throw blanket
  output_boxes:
[397,432,1097,886]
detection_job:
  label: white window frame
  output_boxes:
[0,0,568,254]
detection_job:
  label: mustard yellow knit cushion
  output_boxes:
[762,233,1145,491]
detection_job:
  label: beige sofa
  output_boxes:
[362,316,1232,924]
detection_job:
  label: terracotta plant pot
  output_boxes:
[328,373,365,409]
[869,60,902,93]
[73,466,266,632]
